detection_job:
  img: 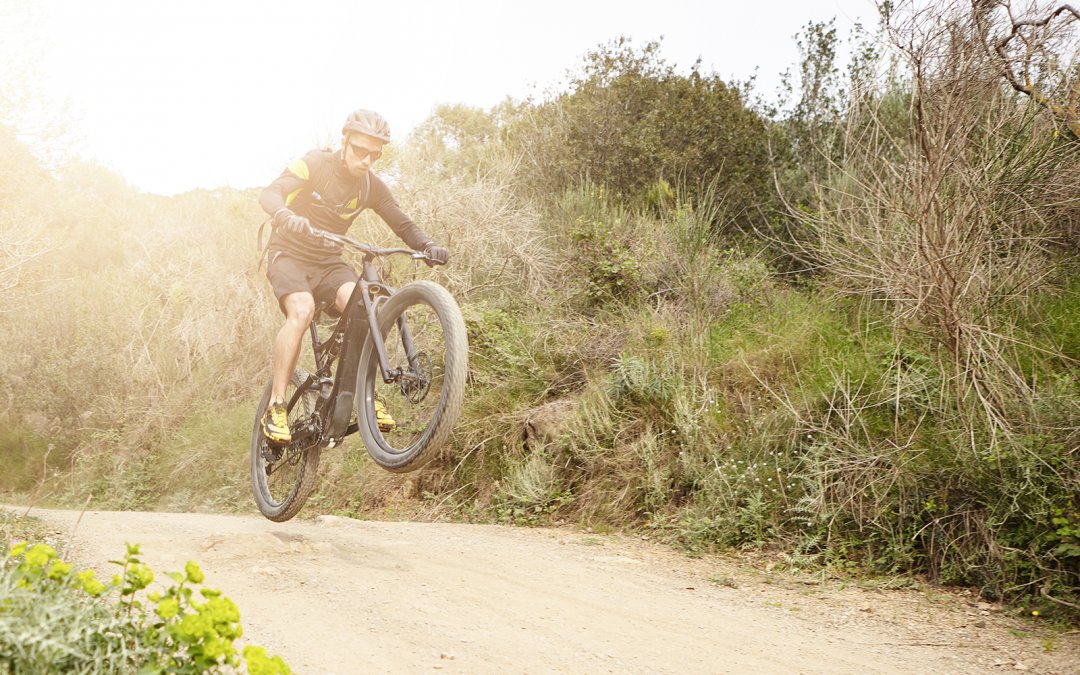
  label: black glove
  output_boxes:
[273,208,311,237]
[423,243,449,267]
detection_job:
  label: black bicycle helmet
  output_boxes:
[342,109,391,142]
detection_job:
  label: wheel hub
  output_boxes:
[399,351,433,403]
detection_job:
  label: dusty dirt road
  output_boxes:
[9,507,1078,674]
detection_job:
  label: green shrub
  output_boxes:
[570,219,643,308]
[0,422,54,493]
[509,37,778,233]
[0,541,290,674]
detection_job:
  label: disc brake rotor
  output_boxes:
[399,351,433,403]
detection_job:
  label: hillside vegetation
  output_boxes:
[1,1,1077,618]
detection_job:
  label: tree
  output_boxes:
[986,1,1080,137]
[510,38,777,230]
[787,0,1078,434]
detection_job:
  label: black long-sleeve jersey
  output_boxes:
[259,148,431,263]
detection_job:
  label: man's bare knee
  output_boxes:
[335,282,357,314]
[283,293,316,329]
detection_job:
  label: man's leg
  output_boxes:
[263,291,315,444]
[333,281,356,315]
[271,291,316,402]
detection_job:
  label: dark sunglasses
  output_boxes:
[348,141,382,162]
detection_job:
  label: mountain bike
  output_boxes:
[250,231,468,522]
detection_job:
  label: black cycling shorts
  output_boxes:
[266,252,359,313]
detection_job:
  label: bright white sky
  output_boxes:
[2,0,873,195]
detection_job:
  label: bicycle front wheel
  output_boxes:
[355,280,468,472]
[250,368,321,521]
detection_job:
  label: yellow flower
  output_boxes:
[157,597,180,619]
[46,560,73,580]
[24,543,56,569]
[185,561,205,584]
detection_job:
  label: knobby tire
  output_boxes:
[355,280,468,473]
[250,369,321,522]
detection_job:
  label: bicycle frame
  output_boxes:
[287,237,426,448]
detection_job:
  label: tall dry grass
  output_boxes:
[771,0,1080,609]
[0,126,59,298]
[787,0,1079,444]
[0,140,275,508]
[378,127,557,302]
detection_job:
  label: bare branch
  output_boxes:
[992,3,1080,136]
[0,225,52,300]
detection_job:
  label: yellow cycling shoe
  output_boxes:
[374,395,396,433]
[261,401,292,445]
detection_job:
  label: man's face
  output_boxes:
[342,133,385,176]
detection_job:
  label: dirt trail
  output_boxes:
[8,507,1077,674]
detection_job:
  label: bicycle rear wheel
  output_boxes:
[355,280,468,472]
[250,368,321,521]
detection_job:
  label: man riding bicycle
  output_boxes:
[258,108,449,445]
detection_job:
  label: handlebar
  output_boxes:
[312,228,428,261]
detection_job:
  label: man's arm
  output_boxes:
[260,156,324,243]
[367,174,433,251]
[259,157,311,218]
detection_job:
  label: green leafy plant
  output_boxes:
[1,541,290,674]
[569,218,643,308]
